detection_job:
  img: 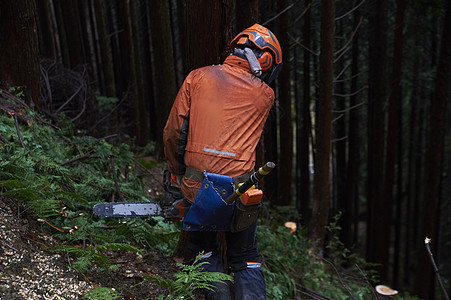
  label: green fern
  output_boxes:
[117,218,180,256]
[1,109,166,249]
[144,252,233,300]
[0,179,63,218]
[83,287,122,300]
[52,242,143,273]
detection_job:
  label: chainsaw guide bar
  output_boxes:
[93,202,162,217]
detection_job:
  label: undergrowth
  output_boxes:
[83,287,122,300]
[1,94,418,299]
[0,95,180,263]
[258,208,379,299]
[52,242,143,273]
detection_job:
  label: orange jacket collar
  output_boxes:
[223,55,252,74]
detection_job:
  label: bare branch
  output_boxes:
[55,67,87,114]
[40,64,53,107]
[332,135,348,143]
[262,1,298,26]
[87,91,129,133]
[14,115,26,149]
[334,62,351,81]
[132,157,165,189]
[335,0,365,21]
[334,71,365,83]
[1,89,58,129]
[60,150,95,166]
[296,283,335,300]
[321,257,356,299]
[333,86,368,98]
[355,264,381,300]
[40,59,91,124]
[1,239,19,253]
[332,113,344,124]
[289,2,313,27]
[334,16,363,61]
[110,155,125,203]
[333,99,366,113]
[288,32,319,56]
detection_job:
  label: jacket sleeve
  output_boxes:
[163,73,193,176]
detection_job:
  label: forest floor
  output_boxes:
[0,194,183,300]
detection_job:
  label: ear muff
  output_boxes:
[258,52,273,72]
[265,62,283,85]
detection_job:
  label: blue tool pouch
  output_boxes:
[183,172,235,231]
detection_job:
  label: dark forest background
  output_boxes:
[0,0,450,299]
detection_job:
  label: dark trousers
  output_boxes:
[186,221,266,299]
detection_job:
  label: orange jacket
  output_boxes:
[163,55,274,202]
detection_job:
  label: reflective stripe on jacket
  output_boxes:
[163,55,274,202]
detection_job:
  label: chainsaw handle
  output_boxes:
[224,162,275,204]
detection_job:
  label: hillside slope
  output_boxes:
[0,196,178,299]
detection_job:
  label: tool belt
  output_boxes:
[183,167,261,232]
[183,171,235,231]
[185,166,253,186]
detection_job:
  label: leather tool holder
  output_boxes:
[230,189,263,232]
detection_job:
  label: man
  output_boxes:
[163,24,282,299]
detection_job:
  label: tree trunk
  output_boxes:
[116,0,139,142]
[61,0,86,68]
[366,0,388,280]
[343,0,362,248]
[297,0,312,225]
[78,1,99,86]
[236,0,260,30]
[309,0,335,248]
[129,1,148,147]
[414,0,451,297]
[176,0,188,78]
[149,0,177,158]
[184,0,232,71]
[276,0,293,206]
[404,46,425,287]
[172,0,233,259]
[106,1,122,99]
[35,0,57,60]
[94,0,117,97]
[235,1,265,181]
[388,0,406,285]
[259,0,279,204]
[0,0,41,109]
[334,20,347,240]
[53,0,70,67]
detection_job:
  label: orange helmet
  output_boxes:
[230,24,283,83]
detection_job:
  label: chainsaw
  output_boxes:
[93,199,184,220]
[93,169,184,220]
[93,162,275,220]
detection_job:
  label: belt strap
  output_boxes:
[184,167,204,182]
[185,166,253,186]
